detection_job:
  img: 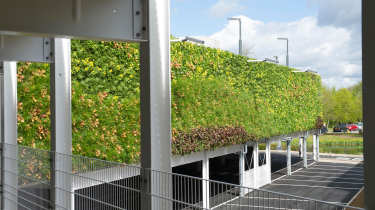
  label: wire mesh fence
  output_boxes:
[0,143,364,210]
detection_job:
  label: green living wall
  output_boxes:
[17,40,322,163]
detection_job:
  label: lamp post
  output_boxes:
[228,17,242,55]
[277,37,289,67]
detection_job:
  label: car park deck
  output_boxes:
[211,160,363,210]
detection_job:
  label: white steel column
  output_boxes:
[316,135,320,162]
[202,152,210,209]
[50,38,72,210]
[303,137,308,168]
[1,61,18,210]
[266,141,271,183]
[286,139,292,176]
[313,134,317,161]
[239,149,245,196]
[140,0,171,209]
[298,137,303,158]
[253,142,259,188]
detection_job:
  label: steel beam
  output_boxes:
[0,0,145,41]
[139,0,171,209]
[50,38,72,210]
[1,61,18,210]
[0,35,52,62]
[362,1,374,207]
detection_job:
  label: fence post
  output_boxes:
[202,152,210,209]
[1,61,18,210]
[286,138,292,176]
[303,136,308,168]
[50,38,72,210]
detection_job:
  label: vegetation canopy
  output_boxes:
[17,40,322,163]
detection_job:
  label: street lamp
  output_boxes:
[277,37,289,67]
[228,17,242,55]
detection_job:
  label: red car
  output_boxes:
[346,124,359,131]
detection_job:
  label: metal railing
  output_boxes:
[0,143,364,210]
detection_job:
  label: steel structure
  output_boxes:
[0,0,171,209]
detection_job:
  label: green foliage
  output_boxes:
[271,135,363,155]
[17,40,322,163]
[322,82,362,126]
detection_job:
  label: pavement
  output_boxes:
[211,160,363,210]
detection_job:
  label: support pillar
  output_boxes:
[313,134,317,161]
[303,137,308,168]
[202,152,210,209]
[239,148,245,196]
[253,142,259,188]
[50,38,72,210]
[299,137,303,158]
[1,61,18,210]
[316,135,320,162]
[139,0,172,209]
[286,138,292,176]
[266,141,271,183]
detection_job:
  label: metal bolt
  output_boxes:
[142,27,146,31]
[135,11,140,15]
[45,41,49,45]
[46,56,49,60]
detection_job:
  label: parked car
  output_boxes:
[346,124,359,132]
[333,123,348,132]
[356,122,363,131]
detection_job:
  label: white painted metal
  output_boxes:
[253,142,259,188]
[266,141,272,183]
[316,135,320,161]
[239,150,245,196]
[1,61,18,210]
[0,0,145,41]
[303,137,308,168]
[313,134,317,161]
[0,35,52,62]
[50,38,72,210]
[202,152,210,209]
[286,139,292,176]
[299,137,303,158]
[139,0,171,209]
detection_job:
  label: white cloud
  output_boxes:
[209,0,245,18]
[309,0,361,31]
[198,16,361,88]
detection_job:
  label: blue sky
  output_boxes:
[171,0,362,88]
[171,0,318,36]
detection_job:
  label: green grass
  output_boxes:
[269,134,363,155]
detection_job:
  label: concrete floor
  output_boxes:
[212,160,364,210]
